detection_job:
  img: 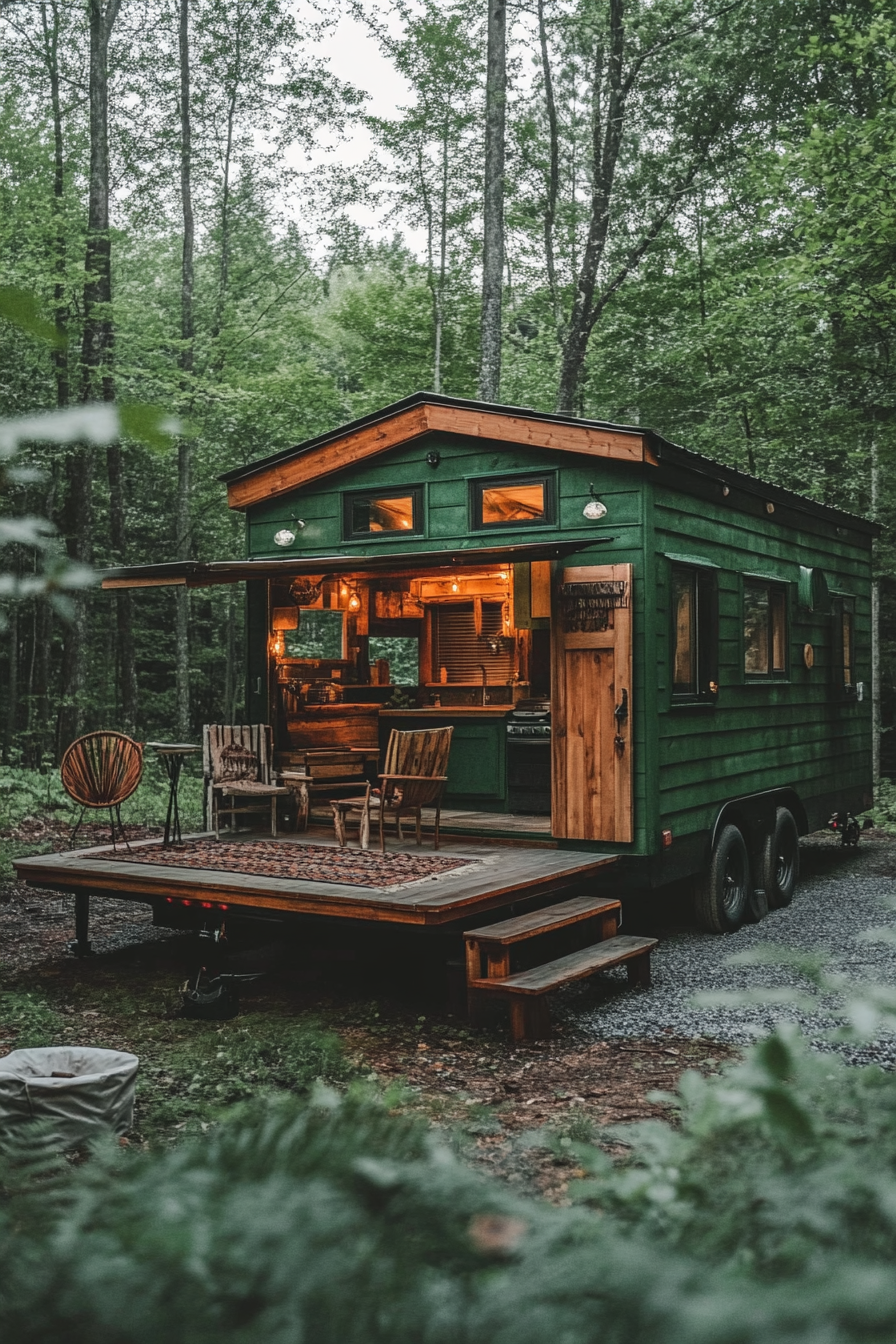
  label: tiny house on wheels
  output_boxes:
[102,393,874,933]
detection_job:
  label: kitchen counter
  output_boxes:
[379,707,510,719]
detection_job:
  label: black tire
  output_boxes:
[694,824,751,933]
[759,807,800,909]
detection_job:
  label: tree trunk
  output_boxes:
[41,0,69,409]
[871,431,880,782]
[478,0,505,403]
[175,0,195,739]
[80,0,121,404]
[106,444,138,732]
[3,596,19,765]
[537,0,560,335]
[63,0,122,749]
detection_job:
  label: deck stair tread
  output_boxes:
[470,935,658,996]
[464,895,620,945]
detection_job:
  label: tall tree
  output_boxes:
[360,0,480,395]
[478,0,505,402]
[175,0,194,739]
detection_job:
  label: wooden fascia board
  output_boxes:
[226,403,655,510]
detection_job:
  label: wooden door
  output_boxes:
[552,563,633,842]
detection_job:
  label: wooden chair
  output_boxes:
[203,724,289,839]
[277,749,378,831]
[332,726,453,852]
[60,731,144,849]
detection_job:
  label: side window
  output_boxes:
[470,473,556,530]
[832,596,856,693]
[343,487,422,539]
[743,580,788,678]
[671,565,718,702]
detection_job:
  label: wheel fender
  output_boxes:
[710,789,808,856]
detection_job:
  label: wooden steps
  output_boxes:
[464,896,656,1042]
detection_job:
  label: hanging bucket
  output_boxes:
[0,1046,139,1147]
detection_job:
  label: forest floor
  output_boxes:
[2,815,892,1202]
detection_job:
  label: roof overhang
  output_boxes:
[221,394,657,510]
[100,538,605,590]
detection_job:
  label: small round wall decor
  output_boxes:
[803,643,814,670]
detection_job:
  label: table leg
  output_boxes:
[72,891,93,957]
[162,754,185,847]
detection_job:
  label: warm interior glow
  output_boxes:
[481,482,545,525]
[352,494,415,533]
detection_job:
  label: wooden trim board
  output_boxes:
[226,402,654,509]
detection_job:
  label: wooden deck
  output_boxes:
[13,834,617,929]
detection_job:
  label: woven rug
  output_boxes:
[96,840,476,889]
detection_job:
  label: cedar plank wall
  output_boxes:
[650,471,873,848]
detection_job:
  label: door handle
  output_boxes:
[614,689,628,725]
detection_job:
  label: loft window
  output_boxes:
[344,487,422,539]
[671,564,718,701]
[743,580,787,677]
[471,473,555,529]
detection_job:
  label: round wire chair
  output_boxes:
[60,731,144,848]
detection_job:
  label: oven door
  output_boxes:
[506,737,552,815]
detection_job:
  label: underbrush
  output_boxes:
[3,1027,896,1342]
[0,988,63,1049]
[136,1017,356,1142]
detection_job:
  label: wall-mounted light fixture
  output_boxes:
[426,450,441,468]
[582,482,607,521]
[273,518,306,548]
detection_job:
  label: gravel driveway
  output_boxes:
[566,830,896,1065]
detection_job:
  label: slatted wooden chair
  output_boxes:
[331,726,453,852]
[203,724,289,839]
[60,731,144,849]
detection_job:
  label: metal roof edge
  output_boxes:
[654,439,878,537]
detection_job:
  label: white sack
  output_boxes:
[0,1046,138,1147]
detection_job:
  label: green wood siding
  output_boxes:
[651,480,872,841]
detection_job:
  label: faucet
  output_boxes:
[479,664,488,706]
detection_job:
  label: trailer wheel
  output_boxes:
[759,807,800,909]
[694,824,751,933]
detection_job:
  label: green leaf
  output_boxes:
[118,403,190,453]
[0,286,66,348]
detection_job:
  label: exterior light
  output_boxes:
[583,482,607,520]
[273,519,305,547]
[426,450,441,468]
[451,578,460,593]
[348,593,361,613]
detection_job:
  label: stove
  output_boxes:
[506,700,551,814]
[506,698,551,740]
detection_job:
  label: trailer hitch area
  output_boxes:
[827,812,873,847]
